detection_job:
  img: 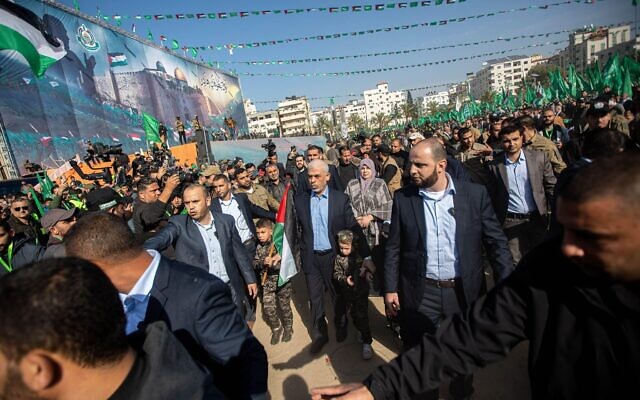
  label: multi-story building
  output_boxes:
[422,91,449,109]
[563,25,632,74]
[243,99,257,116]
[470,55,544,99]
[247,110,280,137]
[363,82,406,122]
[277,96,312,136]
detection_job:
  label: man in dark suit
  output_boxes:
[65,212,268,400]
[294,159,372,355]
[488,125,556,264]
[297,145,344,195]
[144,184,258,317]
[210,174,275,255]
[384,138,512,400]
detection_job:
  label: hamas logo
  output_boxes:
[76,24,100,52]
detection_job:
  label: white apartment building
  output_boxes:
[564,25,631,74]
[470,55,544,99]
[248,110,280,137]
[243,99,257,116]
[277,96,312,136]
[422,91,450,108]
[343,99,367,123]
[363,82,406,122]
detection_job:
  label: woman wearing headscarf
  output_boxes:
[344,158,393,293]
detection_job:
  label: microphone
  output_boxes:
[448,207,456,217]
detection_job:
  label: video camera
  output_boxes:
[261,139,276,153]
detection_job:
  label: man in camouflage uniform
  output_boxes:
[253,219,293,345]
[333,230,374,360]
[234,168,280,216]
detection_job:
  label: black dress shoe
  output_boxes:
[309,336,329,355]
[336,325,348,343]
[281,327,293,343]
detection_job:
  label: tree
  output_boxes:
[526,64,557,87]
[389,105,402,126]
[479,90,494,104]
[347,114,366,133]
[401,102,417,124]
[314,115,333,136]
[371,113,390,132]
[415,97,424,118]
[425,101,440,116]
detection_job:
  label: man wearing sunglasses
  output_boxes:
[8,197,46,245]
[0,219,45,278]
[41,208,78,259]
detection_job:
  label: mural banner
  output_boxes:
[209,136,326,166]
[0,0,247,174]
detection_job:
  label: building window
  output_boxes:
[590,44,595,54]
[622,31,627,41]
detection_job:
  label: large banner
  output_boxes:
[0,0,248,174]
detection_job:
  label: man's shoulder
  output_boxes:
[524,147,546,163]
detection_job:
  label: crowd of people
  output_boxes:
[0,87,639,400]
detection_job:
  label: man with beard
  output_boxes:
[264,163,286,202]
[336,145,359,190]
[0,257,221,400]
[381,138,512,400]
[312,152,640,400]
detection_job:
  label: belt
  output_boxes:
[424,277,457,288]
[314,249,333,256]
[243,237,256,246]
[506,212,534,220]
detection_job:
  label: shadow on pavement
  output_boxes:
[282,374,310,400]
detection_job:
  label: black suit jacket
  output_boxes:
[296,164,344,195]
[294,187,370,271]
[143,210,255,310]
[210,193,275,238]
[140,257,267,399]
[384,180,513,310]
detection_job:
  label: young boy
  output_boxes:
[253,218,293,345]
[333,229,374,360]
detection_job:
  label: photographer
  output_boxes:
[132,172,180,239]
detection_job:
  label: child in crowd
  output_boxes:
[333,229,374,360]
[253,218,293,345]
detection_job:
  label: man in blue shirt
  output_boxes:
[294,159,372,355]
[489,126,556,264]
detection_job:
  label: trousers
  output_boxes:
[305,252,347,340]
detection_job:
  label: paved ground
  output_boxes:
[251,274,531,399]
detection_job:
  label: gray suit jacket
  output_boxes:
[143,210,255,310]
[489,149,556,223]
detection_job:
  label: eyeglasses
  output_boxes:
[12,206,29,212]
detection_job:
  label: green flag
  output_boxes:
[28,188,45,217]
[603,55,622,93]
[633,0,638,6]
[622,66,633,97]
[623,55,640,82]
[142,112,161,146]
[36,172,54,199]
[566,65,578,98]
[190,47,198,58]
[147,29,153,41]
[171,40,179,50]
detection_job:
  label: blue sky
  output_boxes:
[55,0,631,110]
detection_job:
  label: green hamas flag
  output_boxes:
[171,39,179,50]
[0,2,67,77]
[622,66,633,97]
[142,112,161,146]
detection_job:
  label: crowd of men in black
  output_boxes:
[0,86,639,400]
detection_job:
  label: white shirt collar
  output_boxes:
[122,249,161,298]
[193,211,215,229]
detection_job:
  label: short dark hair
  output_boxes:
[458,127,472,138]
[245,163,255,169]
[136,177,157,192]
[65,212,140,262]
[255,218,274,230]
[0,219,11,232]
[338,145,351,155]
[0,257,129,366]
[498,125,522,137]
[213,174,231,184]
[582,129,627,159]
[374,144,391,156]
[307,145,323,154]
[561,153,640,206]
[515,115,536,131]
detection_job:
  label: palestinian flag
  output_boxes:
[273,183,298,287]
[128,133,142,142]
[108,52,128,67]
[0,1,66,77]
